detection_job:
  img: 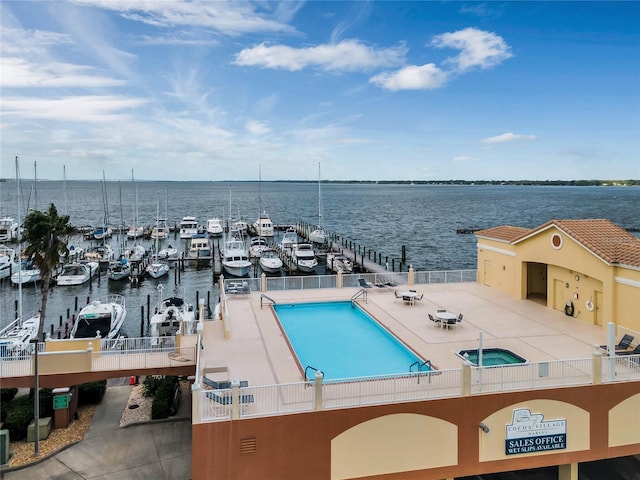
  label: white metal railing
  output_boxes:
[197,356,640,423]
[92,345,196,371]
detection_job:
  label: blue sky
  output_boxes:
[1,1,638,181]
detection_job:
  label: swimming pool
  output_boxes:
[456,348,527,366]
[274,301,429,380]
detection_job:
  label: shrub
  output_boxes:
[28,388,54,418]
[3,395,33,441]
[150,376,179,420]
[142,375,164,398]
[78,380,107,405]
[1,388,18,403]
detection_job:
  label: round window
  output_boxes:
[551,233,563,249]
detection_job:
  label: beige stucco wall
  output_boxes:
[477,226,640,332]
[479,399,589,463]
[37,350,92,375]
[609,393,640,447]
[331,413,457,480]
[45,338,101,353]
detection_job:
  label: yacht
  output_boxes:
[85,243,115,263]
[107,258,131,281]
[123,243,146,262]
[189,234,211,259]
[158,244,179,260]
[206,217,224,237]
[280,228,298,250]
[252,211,274,237]
[249,237,269,258]
[0,312,40,357]
[221,230,251,277]
[56,261,99,286]
[0,217,19,243]
[0,246,19,280]
[70,294,126,340]
[179,216,199,239]
[150,218,169,240]
[326,253,353,274]
[126,225,144,239]
[149,285,198,346]
[146,258,170,279]
[292,243,318,273]
[259,248,283,274]
[10,263,41,285]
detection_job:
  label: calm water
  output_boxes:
[274,301,424,380]
[1,180,639,337]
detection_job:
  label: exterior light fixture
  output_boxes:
[479,422,490,433]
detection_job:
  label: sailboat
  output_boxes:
[123,170,146,261]
[309,163,327,245]
[0,156,40,356]
[147,193,170,279]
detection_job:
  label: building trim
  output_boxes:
[477,243,516,257]
[615,276,640,288]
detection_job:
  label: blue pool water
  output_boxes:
[274,301,428,380]
[456,348,527,366]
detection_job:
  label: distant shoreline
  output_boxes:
[1,178,638,186]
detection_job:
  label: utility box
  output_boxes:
[0,429,9,465]
[27,417,52,442]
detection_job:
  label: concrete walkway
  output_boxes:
[2,386,192,480]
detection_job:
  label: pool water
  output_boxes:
[274,301,429,380]
[457,348,527,366]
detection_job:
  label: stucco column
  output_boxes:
[191,383,201,424]
[592,349,602,384]
[314,371,324,411]
[461,360,471,396]
[261,273,266,293]
[231,379,240,419]
[337,271,343,289]
[408,265,414,286]
[559,462,578,480]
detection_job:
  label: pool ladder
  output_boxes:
[304,365,324,386]
[351,289,367,304]
[410,360,433,384]
[260,294,276,309]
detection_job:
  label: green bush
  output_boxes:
[1,388,18,403]
[142,376,163,398]
[28,388,54,418]
[3,395,33,441]
[78,380,107,405]
[150,376,178,420]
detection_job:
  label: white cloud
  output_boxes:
[369,63,448,91]
[431,27,512,72]
[72,0,296,36]
[453,155,473,162]
[482,132,537,144]
[234,40,407,72]
[246,120,271,135]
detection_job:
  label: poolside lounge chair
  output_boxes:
[599,334,634,352]
[616,344,640,356]
[358,278,373,288]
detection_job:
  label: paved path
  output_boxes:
[2,386,192,480]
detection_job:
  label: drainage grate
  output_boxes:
[239,437,257,454]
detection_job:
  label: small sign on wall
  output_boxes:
[53,394,69,410]
[505,408,566,455]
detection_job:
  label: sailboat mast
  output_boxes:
[318,162,322,229]
[15,156,23,322]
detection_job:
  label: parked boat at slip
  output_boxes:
[292,243,318,273]
[149,285,197,346]
[179,216,199,239]
[0,312,39,357]
[126,225,144,239]
[259,248,283,274]
[252,211,274,237]
[221,230,251,277]
[0,246,19,280]
[107,258,131,281]
[150,217,169,240]
[123,243,146,262]
[85,243,115,263]
[70,294,126,340]
[146,193,170,279]
[281,228,298,250]
[158,244,179,260]
[309,163,327,245]
[188,234,211,259]
[249,236,269,258]
[56,261,99,286]
[0,217,19,243]
[10,263,41,285]
[326,252,353,274]
[206,217,224,237]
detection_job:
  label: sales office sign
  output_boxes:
[505,408,567,455]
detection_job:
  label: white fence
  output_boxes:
[199,355,640,423]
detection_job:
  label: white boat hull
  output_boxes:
[147,261,170,279]
[11,268,41,285]
[70,295,126,340]
[56,262,99,286]
[222,261,251,277]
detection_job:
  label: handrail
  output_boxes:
[409,360,432,372]
[304,365,323,381]
[351,289,367,304]
[260,294,276,309]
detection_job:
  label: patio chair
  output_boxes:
[616,344,640,356]
[437,309,446,313]
[358,278,373,288]
[394,290,401,298]
[600,334,634,352]
[415,294,424,301]
[428,313,440,326]
[457,313,463,323]
[444,318,458,330]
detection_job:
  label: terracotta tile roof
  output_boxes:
[477,219,640,267]
[475,225,530,243]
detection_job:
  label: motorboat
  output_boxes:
[221,230,251,277]
[206,217,224,237]
[158,244,179,260]
[259,248,283,274]
[252,211,274,237]
[179,216,199,239]
[126,225,144,239]
[56,261,99,286]
[281,228,298,250]
[85,243,115,263]
[149,285,198,346]
[249,237,269,258]
[107,258,131,281]
[70,294,126,340]
[11,263,41,285]
[0,217,19,243]
[0,246,19,280]
[189,234,211,259]
[91,226,112,240]
[292,243,318,273]
[146,258,170,279]
[231,219,248,235]
[150,218,169,240]
[0,312,40,357]
[64,244,85,262]
[326,252,353,274]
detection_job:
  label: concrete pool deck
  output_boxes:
[200,282,606,387]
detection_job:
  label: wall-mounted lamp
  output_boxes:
[479,422,490,433]
[575,275,580,281]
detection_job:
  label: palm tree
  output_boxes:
[22,203,75,339]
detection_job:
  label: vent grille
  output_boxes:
[240,437,257,454]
